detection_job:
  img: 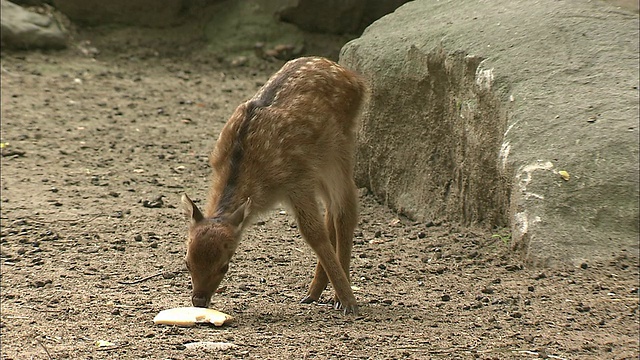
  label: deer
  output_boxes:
[181,56,367,315]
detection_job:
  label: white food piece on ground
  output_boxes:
[153,307,233,327]
[184,341,237,351]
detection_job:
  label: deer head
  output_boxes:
[181,194,250,307]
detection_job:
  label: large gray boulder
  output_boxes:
[52,0,197,27]
[203,0,304,60]
[340,0,639,265]
[1,0,67,50]
[279,0,410,34]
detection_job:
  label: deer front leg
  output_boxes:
[290,193,358,315]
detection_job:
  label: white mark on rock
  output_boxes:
[475,61,494,90]
[514,211,529,237]
[517,160,554,190]
[499,141,511,170]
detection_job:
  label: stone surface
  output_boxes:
[203,0,304,60]
[1,0,67,50]
[340,0,639,265]
[279,0,409,34]
[52,0,200,27]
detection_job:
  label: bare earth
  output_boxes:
[1,39,638,359]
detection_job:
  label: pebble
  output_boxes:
[505,264,520,271]
[481,287,495,294]
[33,279,52,288]
[534,272,546,280]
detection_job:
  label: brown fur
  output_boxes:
[182,57,367,315]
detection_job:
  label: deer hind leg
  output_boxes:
[300,206,334,305]
[332,180,358,310]
[289,189,358,315]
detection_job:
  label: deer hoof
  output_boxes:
[300,295,317,304]
[341,304,359,316]
[334,300,359,316]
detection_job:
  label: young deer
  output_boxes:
[181,57,367,315]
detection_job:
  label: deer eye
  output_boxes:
[220,263,229,273]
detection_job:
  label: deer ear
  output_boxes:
[228,198,252,229]
[181,194,204,225]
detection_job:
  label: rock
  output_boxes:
[203,0,304,62]
[52,0,190,27]
[0,0,67,50]
[279,0,410,34]
[279,0,365,34]
[340,0,639,266]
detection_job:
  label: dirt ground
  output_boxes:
[1,30,638,360]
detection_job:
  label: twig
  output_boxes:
[26,306,61,313]
[36,338,53,360]
[516,350,568,360]
[26,213,108,224]
[96,342,130,352]
[117,272,163,285]
[1,65,16,76]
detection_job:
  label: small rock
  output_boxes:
[33,279,52,288]
[505,264,521,271]
[527,285,535,292]
[481,287,495,294]
[134,234,143,242]
[142,195,164,208]
[533,272,546,280]
[580,262,589,269]
[576,304,591,313]
[441,294,451,302]
[230,56,248,67]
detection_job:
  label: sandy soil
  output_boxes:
[1,34,638,359]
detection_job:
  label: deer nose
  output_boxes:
[192,295,209,308]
